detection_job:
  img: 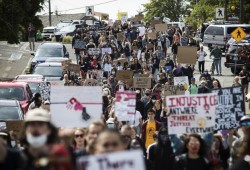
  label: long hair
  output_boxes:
[237,127,250,158]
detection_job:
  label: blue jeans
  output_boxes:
[214,59,221,74]
[75,53,81,64]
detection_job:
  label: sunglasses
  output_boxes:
[240,121,250,126]
[75,134,84,138]
[103,141,119,148]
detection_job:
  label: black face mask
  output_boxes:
[145,93,150,96]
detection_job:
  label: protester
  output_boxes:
[210,45,222,76]
[189,77,199,94]
[28,23,36,51]
[28,92,42,110]
[73,128,85,151]
[197,45,207,74]
[239,66,250,94]
[198,80,210,93]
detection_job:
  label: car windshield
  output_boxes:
[33,66,62,77]
[59,25,75,32]
[0,106,20,120]
[27,82,40,93]
[36,47,62,58]
[0,87,25,101]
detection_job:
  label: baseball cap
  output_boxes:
[25,108,51,122]
[191,78,195,81]
[240,115,250,126]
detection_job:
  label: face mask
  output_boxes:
[111,71,115,75]
[11,140,16,147]
[26,133,47,148]
[107,123,115,129]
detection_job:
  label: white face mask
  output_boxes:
[26,133,47,148]
[11,140,16,147]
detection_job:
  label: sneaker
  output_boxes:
[220,73,222,76]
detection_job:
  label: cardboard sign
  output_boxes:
[150,20,161,27]
[166,93,217,134]
[148,32,157,40]
[155,24,168,32]
[50,86,102,127]
[61,60,72,70]
[115,91,136,121]
[102,47,112,54]
[146,43,154,50]
[113,58,127,66]
[117,33,125,41]
[88,48,100,55]
[83,79,99,86]
[116,70,134,82]
[6,121,24,137]
[133,77,151,89]
[163,85,185,96]
[68,63,80,73]
[135,14,144,21]
[77,150,145,170]
[212,87,245,130]
[174,76,189,90]
[177,46,197,65]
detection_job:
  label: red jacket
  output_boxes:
[141,120,162,144]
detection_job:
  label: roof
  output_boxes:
[43,26,56,29]
[0,100,19,107]
[15,74,44,80]
[36,62,62,66]
[0,82,28,87]
[39,42,63,48]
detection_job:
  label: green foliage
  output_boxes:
[0,0,45,44]
[143,0,190,22]
[62,36,73,43]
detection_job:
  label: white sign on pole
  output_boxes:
[86,6,94,16]
[115,91,136,121]
[216,8,225,19]
[50,86,102,128]
[77,150,145,170]
[166,93,217,135]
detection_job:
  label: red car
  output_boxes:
[0,82,33,113]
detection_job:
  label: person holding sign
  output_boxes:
[141,109,161,149]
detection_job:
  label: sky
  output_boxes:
[39,0,150,20]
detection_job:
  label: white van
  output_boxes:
[41,26,57,40]
[164,21,185,32]
[203,24,250,51]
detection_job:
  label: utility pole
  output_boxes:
[240,0,243,24]
[49,0,52,26]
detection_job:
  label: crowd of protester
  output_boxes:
[1,20,250,170]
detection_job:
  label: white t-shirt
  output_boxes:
[129,111,142,126]
[197,50,207,62]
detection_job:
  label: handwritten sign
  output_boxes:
[155,24,168,32]
[148,32,156,40]
[77,150,145,170]
[212,87,245,130]
[61,60,72,71]
[116,70,134,83]
[115,91,136,121]
[173,76,189,92]
[133,77,151,89]
[83,79,99,86]
[166,93,217,134]
[113,58,127,66]
[146,43,154,50]
[150,20,161,27]
[163,85,185,96]
[102,47,112,54]
[177,46,197,65]
[88,48,100,55]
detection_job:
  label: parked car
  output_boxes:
[224,42,250,74]
[13,74,45,94]
[0,100,24,121]
[27,42,69,73]
[56,20,73,31]
[42,26,57,40]
[32,62,62,81]
[54,25,79,42]
[0,82,33,113]
[203,24,250,51]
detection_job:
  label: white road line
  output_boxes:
[21,57,32,75]
[9,52,22,61]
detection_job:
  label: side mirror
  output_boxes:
[65,52,69,58]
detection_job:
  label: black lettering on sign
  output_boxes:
[212,87,245,130]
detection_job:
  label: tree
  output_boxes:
[143,0,190,22]
[0,0,45,44]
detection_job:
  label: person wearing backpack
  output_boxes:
[189,78,198,94]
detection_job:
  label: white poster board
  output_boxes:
[50,86,102,128]
[115,91,136,121]
[104,63,112,72]
[102,47,112,54]
[139,26,146,36]
[166,93,217,134]
[77,150,145,170]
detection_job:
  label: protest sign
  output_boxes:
[83,79,99,86]
[135,14,144,21]
[113,20,121,26]
[61,60,72,70]
[102,47,112,54]
[38,82,51,100]
[50,86,102,127]
[88,70,103,84]
[116,70,134,83]
[77,150,145,170]
[68,63,80,73]
[212,87,245,130]
[133,77,151,89]
[115,91,136,121]
[138,26,146,36]
[113,58,127,66]
[86,20,93,25]
[6,121,24,137]
[163,85,185,96]
[150,20,161,27]
[146,43,154,50]
[88,48,100,55]
[174,76,189,91]
[177,46,197,65]
[104,63,112,72]
[155,24,168,32]
[117,33,125,41]
[166,93,217,134]
[148,32,157,40]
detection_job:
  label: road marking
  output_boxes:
[22,57,33,74]
[9,52,22,61]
